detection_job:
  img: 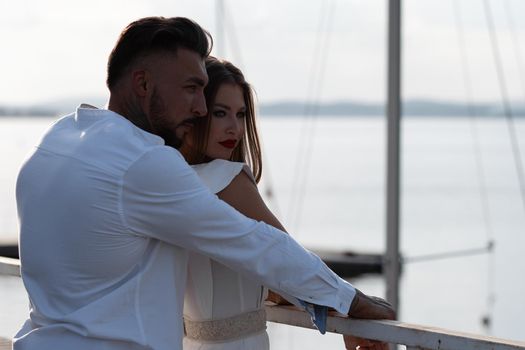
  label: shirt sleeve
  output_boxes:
[121,146,355,314]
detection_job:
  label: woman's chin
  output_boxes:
[205,152,232,161]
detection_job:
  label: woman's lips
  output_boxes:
[218,140,237,149]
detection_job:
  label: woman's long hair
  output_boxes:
[183,57,262,183]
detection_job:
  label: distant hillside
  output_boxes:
[0,106,58,117]
[1,98,524,117]
[259,99,525,117]
[0,96,108,117]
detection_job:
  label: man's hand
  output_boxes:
[348,289,396,320]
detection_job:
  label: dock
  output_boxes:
[310,248,384,277]
[0,244,17,259]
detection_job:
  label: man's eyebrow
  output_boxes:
[186,77,207,86]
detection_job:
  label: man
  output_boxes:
[14,17,394,349]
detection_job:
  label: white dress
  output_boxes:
[183,159,270,350]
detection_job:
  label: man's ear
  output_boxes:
[131,70,151,98]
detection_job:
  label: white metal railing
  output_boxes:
[1,258,524,350]
[0,256,20,277]
[266,304,525,350]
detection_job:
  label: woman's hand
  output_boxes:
[343,335,389,350]
[266,290,292,305]
[345,290,393,349]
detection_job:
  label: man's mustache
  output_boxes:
[178,117,200,128]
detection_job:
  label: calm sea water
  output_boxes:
[1,115,524,346]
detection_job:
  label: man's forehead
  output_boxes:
[169,48,208,83]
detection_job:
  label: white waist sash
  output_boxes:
[184,309,266,342]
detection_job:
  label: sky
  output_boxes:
[0,0,524,107]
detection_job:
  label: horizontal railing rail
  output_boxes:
[2,258,524,350]
[265,304,525,350]
[0,256,20,277]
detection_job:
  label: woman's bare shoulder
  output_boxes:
[218,171,286,232]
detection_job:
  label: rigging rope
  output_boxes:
[215,0,225,58]
[452,0,495,247]
[478,0,525,333]
[217,1,281,215]
[403,241,494,264]
[286,0,337,233]
[222,1,245,71]
[482,0,525,218]
[503,0,525,104]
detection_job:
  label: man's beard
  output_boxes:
[148,89,197,149]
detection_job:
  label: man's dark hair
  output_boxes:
[106,16,213,89]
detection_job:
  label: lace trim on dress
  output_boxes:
[184,309,266,342]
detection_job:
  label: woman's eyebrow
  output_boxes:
[214,103,246,111]
[214,103,231,110]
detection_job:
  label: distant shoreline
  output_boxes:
[258,100,525,117]
[1,99,524,118]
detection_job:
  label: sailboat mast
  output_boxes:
[385,0,402,315]
[216,0,225,57]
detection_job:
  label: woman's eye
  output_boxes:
[237,111,246,119]
[213,110,226,118]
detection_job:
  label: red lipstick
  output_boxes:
[219,139,237,149]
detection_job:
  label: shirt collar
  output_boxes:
[75,103,165,146]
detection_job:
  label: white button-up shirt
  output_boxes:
[14,106,355,350]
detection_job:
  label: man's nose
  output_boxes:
[193,92,207,117]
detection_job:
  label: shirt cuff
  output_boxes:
[298,300,328,334]
[334,278,356,315]
[297,279,356,334]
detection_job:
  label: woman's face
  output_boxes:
[203,83,246,160]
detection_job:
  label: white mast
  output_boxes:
[216,0,225,57]
[385,0,402,315]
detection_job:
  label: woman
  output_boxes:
[179,57,282,350]
[179,57,383,350]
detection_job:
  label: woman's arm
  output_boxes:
[218,170,290,304]
[217,171,286,233]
